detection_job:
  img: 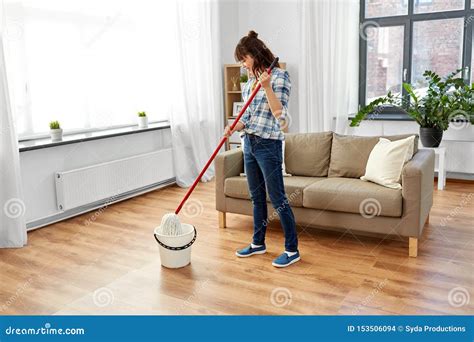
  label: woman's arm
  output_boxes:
[258,70,291,120]
[223,121,245,137]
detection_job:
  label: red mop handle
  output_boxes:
[175,57,280,215]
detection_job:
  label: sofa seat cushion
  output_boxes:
[303,177,402,217]
[224,176,325,207]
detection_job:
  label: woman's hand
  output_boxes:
[258,71,271,90]
[223,125,234,138]
[223,121,244,137]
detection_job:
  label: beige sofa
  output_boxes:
[215,132,435,257]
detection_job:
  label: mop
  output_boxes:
[159,57,280,236]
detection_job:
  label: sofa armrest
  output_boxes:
[401,149,435,237]
[215,148,244,212]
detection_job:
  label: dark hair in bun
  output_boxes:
[247,30,258,39]
[234,30,279,77]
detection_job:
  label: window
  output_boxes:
[365,1,407,18]
[414,0,464,14]
[3,0,177,138]
[366,25,404,103]
[359,0,474,112]
[412,18,464,90]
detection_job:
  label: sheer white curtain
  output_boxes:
[298,0,359,133]
[0,31,27,248]
[170,0,223,187]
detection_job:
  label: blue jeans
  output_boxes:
[243,134,298,252]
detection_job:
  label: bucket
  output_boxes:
[154,223,197,268]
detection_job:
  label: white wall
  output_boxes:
[20,129,173,227]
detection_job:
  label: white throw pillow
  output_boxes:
[240,138,292,177]
[361,136,415,189]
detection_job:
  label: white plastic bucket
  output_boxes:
[153,223,196,268]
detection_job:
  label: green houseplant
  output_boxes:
[137,111,148,129]
[49,120,63,141]
[240,73,248,91]
[351,70,473,147]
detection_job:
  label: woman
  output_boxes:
[224,30,299,268]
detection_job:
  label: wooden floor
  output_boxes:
[0,179,472,315]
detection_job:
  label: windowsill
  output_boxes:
[19,121,171,152]
[347,113,414,121]
[347,113,473,123]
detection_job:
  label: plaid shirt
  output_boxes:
[240,67,291,140]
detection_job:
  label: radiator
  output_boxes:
[55,149,174,211]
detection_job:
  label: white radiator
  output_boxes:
[55,149,174,211]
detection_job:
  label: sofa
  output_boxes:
[215,132,435,257]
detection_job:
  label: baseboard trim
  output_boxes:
[26,177,176,231]
[437,172,474,182]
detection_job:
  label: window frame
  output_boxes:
[359,0,473,115]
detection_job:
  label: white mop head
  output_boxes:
[159,213,183,236]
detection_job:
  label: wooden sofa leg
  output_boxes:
[409,237,418,257]
[425,214,430,225]
[218,211,226,228]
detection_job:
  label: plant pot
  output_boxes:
[138,116,148,128]
[420,127,443,147]
[50,128,63,141]
[240,82,246,91]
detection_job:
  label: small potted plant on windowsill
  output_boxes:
[351,69,473,147]
[138,111,148,128]
[49,120,63,141]
[240,73,248,91]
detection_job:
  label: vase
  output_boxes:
[50,128,63,142]
[138,116,148,128]
[420,127,443,147]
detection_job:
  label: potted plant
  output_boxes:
[240,73,248,91]
[138,111,148,128]
[49,120,62,141]
[351,70,473,147]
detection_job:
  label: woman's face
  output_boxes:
[240,55,254,75]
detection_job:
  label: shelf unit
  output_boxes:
[223,62,286,150]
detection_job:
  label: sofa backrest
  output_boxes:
[284,132,333,177]
[328,133,419,178]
